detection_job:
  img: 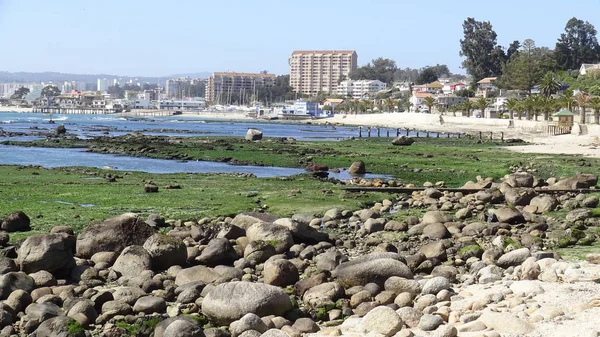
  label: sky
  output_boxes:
[1,0,600,77]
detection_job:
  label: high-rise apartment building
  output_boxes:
[289,50,358,96]
[206,72,276,104]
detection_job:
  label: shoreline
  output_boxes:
[4,108,600,158]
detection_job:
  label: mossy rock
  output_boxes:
[557,237,578,248]
[577,236,596,246]
[571,228,586,240]
[457,244,484,260]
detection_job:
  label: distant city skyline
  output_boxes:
[1,0,600,77]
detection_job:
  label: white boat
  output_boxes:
[274,105,312,120]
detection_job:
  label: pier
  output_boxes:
[32,107,120,114]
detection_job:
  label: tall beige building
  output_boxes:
[206,72,276,104]
[289,50,358,96]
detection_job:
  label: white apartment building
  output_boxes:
[0,82,45,99]
[336,80,386,98]
[97,78,110,92]
[61,81,86,93]
[165,77,206,99]
[289,50,358,96]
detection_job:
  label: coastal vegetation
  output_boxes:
[2,135,600,242]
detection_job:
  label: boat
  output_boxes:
[274,105,312,120]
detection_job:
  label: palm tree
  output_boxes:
[522,95,537,120]
[475,97,490,118]
[589,97,600,125]
[384,98,396,112]
[539,96,556,121]
[423,96,436,114]
[575,91,590,124]
[514,100,526,120]
[539,72,561,97]
[375,101,384,113]
[558,88,575,112]
[462,100,475,117]
[504,97,521,119]
[364,99,374,113]
[404,101,413,112]
[358,101,368,114]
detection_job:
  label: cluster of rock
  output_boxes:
[0,172,599,336]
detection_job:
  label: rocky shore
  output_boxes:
[0,170,599,336]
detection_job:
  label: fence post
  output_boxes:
[367,127,371,137]
[501,132,504,142]
[377,127,380,137]
[359,126,362,138]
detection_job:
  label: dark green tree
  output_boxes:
[40,85,61,98]
[497,39,546,93]
[460,17,504,86]
[416,68,439,84]
[10,87,30,99]
[554,17,600,70]
[506,40,521,59]
[349,58,397,84]
[107,84,125,98]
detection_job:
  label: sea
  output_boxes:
[0,112,397,178]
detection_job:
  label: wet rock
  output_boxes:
[392,136,415,146]
[348,161,366,175]
[246,129,263,141]
[1,211,30,232]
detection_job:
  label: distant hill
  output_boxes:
[0,71,212,85]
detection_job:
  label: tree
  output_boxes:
[558,88,576,111]
[350,58,397,84]
[461,100,475,117]
[460,18,504,85]
[574,91,590,124]
[498,39,546,94]
[107,84,125,98]
[539,96,556,121]
[416,68,438,85]
[555,17,600,70]
[40,85,61,98]
[384,98,396,112]
[423,97,436,113]
[455,88,475,98]
[475,97,491,117]
[10,87,30,100]
[539,72,561,97]
[589,96,600,124]
[506,40,521,59]
[504,97,521,119]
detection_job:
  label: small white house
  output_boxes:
[580,63,600,76]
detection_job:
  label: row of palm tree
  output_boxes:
[502,91,600,124]
[334,97,409,114]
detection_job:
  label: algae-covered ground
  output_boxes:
[1,136,599,242]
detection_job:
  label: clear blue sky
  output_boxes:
[1,0,599,77]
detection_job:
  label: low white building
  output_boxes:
[580,63,600,76]
[409,92,433,111]
[157,99,205,110]
[336,80,386,99]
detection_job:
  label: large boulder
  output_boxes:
[112,246,152,278]
[17,234,75,276]
[493,208,525,224]
[201,281,292,325]
[333,253,413,287]
[263,259,299,286]
[504,188,537,206]
[35,316,85,337]
[0,272,34,299]
[361,306,403,337]
[497,248,531,268]
[154,317,204,337]
[175,265,237,286]
[246,223,294,254]
[421,211,452,225]
[551,174,598,190]
[529,195,558,213]
[505,172,534,188]
[143,234,187,270]
[231,213,278,231]
[348,161,366,175]
[1,211,30,232]
[76,213,155,258]
[245,129,263,141]
[273,218,330,245]
[154,316,204,337]
[196,238,238,267]
[302,282,345,309]
[392,136,415,146]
